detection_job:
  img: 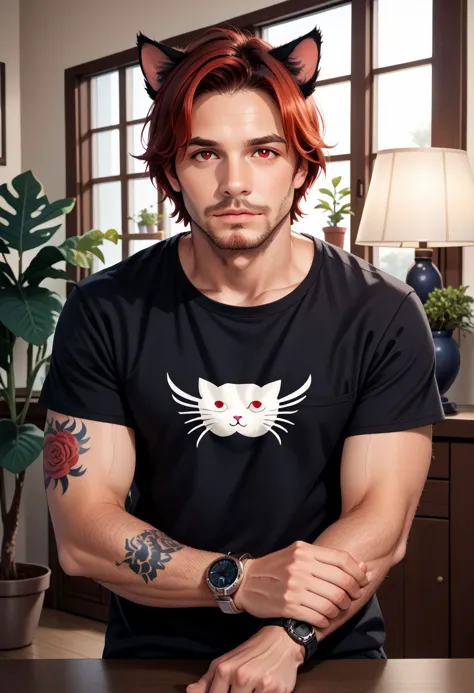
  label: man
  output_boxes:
[40,24,445,693]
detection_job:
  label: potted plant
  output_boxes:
[424,285,474,415]
[315,176,354,248]
[127,205,165,239]
[0,170,118,650]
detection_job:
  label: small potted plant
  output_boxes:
[315,176,354,248]
[424,285,474,414]
[128,205,164,238]
[0,170,118,650]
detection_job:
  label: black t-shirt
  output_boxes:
[39,231,445,659]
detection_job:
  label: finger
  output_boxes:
[208,665,232,693]
[187,668,215,693]
[304,577,352,612]
[309,562,364,600]
[314,548,369,586]
[186,680,209,693]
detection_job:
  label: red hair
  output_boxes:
[136,26,328,227]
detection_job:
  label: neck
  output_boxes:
[177,224,315,308]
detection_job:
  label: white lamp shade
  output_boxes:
[356,147,474,247]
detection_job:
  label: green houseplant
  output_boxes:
[315,175,354,248]
[128,204,164,237]
[424,285,474,415]
[0,170,118,649]
[424,285,474,335]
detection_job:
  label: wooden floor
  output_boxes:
[0,608,106,659]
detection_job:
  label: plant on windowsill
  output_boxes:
[423,285,474,415]
[0,169,118,650]
[315,175,354,249]
[127,204,165,239]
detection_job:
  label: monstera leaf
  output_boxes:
[20,246,70,286]
[0,419,44,473]
[0,285,63,346]
[0,170,75,252]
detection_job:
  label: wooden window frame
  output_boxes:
[65,0,466,287]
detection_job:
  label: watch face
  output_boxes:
[292,621,314,640]
[208,558,239,589]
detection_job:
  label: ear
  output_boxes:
[268,26,322,99]
[136,31,188,100]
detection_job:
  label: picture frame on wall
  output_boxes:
[0,62,6,166]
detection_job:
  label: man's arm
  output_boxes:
[45,410,221,608]
[311,424,433,643]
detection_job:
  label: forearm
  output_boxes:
[64,502,221,608]
[312,503,402,643]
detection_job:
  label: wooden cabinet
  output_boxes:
[377,434,474,659]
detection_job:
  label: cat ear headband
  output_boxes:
[136,26,322,101]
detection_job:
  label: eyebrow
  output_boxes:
[187,134,288,148]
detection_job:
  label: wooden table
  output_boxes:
[1,658,474,692]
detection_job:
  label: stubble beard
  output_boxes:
[187,186,295,251]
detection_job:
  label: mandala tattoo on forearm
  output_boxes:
[115,529,184,584]
[43,417,89,494]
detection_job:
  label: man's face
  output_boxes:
[166,89,307,250]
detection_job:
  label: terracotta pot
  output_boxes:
[0,562,51,650]
[322,226,347,249]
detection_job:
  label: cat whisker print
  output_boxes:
[167,373,312,447]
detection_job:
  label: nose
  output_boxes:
[219,157,252,198]
[234,415,242,421]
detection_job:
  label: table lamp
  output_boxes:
[355,147,474,415]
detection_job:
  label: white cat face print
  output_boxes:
[167,373,312,448]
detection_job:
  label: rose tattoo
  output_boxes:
[44,417,90,494]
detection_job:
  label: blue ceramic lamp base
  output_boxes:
[406,247,459,416]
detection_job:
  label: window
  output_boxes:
[371,0,433,282]
[262,3,352,253]
[75,65,189,274]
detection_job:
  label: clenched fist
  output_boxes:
[234,540,369,628]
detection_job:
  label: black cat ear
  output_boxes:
[136,31,188,100]
[268,26,322,99]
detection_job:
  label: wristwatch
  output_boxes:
[262,618,318,663]
[206,551,252,614]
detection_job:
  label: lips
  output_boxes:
[215,211,257,216]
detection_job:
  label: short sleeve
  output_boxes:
[344,291,445,437]
[39,284,134,427]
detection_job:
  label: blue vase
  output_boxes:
[432,330,460,414]
[406,252,442,304]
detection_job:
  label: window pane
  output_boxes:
[92,129,120,178]
[261,3,351,81]
[373,247,414,284]
[374,0,432,68]
[374,65,431,151]
[128,178,160,233]
[92,182,123,270]
[90,72,119,129]
[126,65,153,122]
[294,160,352,253]
[127,122,150,174]
[314,81,350,157]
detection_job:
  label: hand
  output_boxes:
[234,540,368,629]
[186,625,304,693]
